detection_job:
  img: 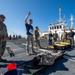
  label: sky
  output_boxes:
[0,0,75,37]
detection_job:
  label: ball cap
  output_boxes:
[0,14,6,18]
[7,63,17,70]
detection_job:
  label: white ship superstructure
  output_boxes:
[48,7,75,40]
[48,7,67,33]
[41,7,75,40]
[70,14,74,29]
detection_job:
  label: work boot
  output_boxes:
[39,46,42,49]
[32,50,37,53]
[25,52,30,56]
[71,46,74,49]
[0,58,7,62]
[10,53,15,57]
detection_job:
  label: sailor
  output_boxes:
[53,31,58,44]
[68,28,75,48]
[49,31,53,45]
[0,14,8,62]
[9,35,12,40]
[61,29,67,42]
[34,26,41,49]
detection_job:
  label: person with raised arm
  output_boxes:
[24,11,36,55]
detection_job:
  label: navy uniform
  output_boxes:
[49,31,53,45]
[0,14,8,62]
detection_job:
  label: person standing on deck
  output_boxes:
[53,31,58,44]
[34,26,41,49]
[68,28,75,48]
[49,31,53,45]
[0,14,8,62]
[61,29,67,42]
[24,11,36,55]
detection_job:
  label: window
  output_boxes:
[60,26,62,29]
[52,27,54,29]
[63,26,65,28]
[57,26,59,29]
[50,27,51,30]
[55,26,56,29]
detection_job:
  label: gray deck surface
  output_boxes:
[0,38,75,75]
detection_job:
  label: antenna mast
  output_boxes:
[70,14,74,29]
[59,6,62,22]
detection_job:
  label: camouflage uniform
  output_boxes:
[61,32,67,42]
[53,33,58,44]
[68,31,75,47]
[0,23,8,57]
[34,29,41,48]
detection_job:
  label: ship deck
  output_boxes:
[0,38,75,75]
